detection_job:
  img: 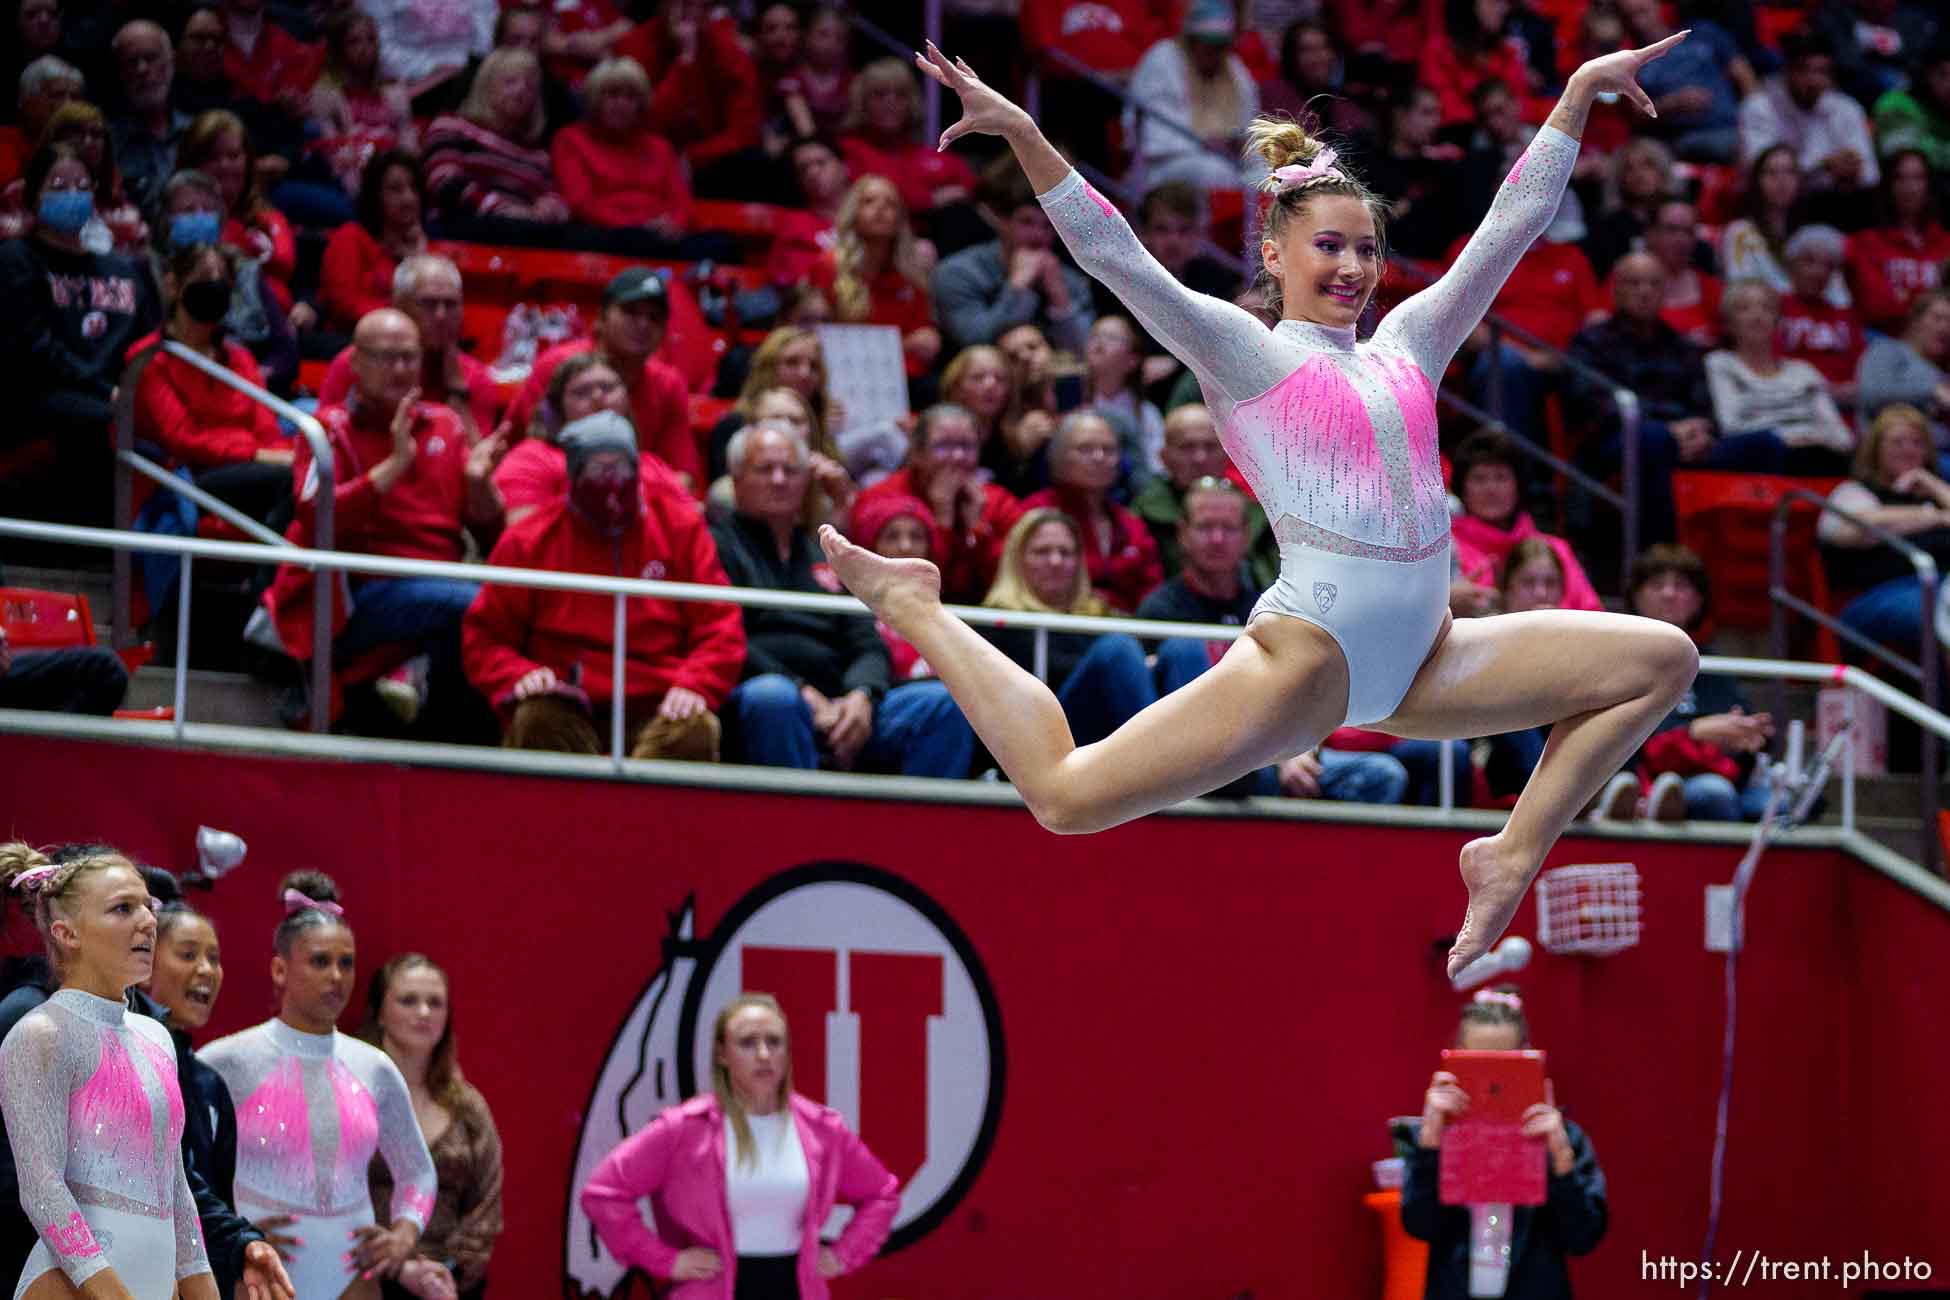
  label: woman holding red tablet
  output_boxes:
[1402,987,1608,1298]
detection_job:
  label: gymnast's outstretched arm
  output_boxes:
[914,42,1283,410]
[1373,33,1691,382]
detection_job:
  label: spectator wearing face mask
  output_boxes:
[0,141,162,524]
[464,410,743,759]
[131,241,294,532]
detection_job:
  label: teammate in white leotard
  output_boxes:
[199,872,437,1300]
[818,36,1700,978]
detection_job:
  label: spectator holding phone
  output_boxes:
[1403,987,1609,1299]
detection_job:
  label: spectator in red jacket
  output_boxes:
[838,57,977,220]
[1626,196,1723,347]
[853,488,939,682]
[505,268,697,492]
[1776,223,1864,402]
[614,0,763,197]
[851,403,1023,604]
[463,409,742,758]
[422,48,570,225]
[768,134,850,288]
[269,307,504,739]
[179,109,298,315]
[132,242,293,528]
[1417,0,1537,127]
[550,55,691,237]
[1846,148,1950,336]
[1022,411,1163,611]
[319,252,500,444]
[217,0,321,111]
[1022,0,1159,79]
[317,148,425,333]
[814,174,940,376]
[496,353,688,526]
[1447,429,1604,613]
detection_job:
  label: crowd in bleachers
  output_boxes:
[1,0,1948,818]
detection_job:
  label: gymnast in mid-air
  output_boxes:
[819,35,1698,977]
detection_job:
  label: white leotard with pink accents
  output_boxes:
[199,1019,435,1299]
[1038,127,1579,723]
[0,990,210,1299]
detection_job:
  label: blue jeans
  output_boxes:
[1391,737,1473,807]
[334,575,485,738]
[1684,771,1773,822]
[1156,637,1409,803]
[1057,633,1157,747]
[1485,726,1548,799]
[1839,575,1927,658]
[726,674,975,777]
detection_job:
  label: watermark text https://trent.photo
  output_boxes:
[1642,1249,1936,1288]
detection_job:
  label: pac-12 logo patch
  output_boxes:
[1313,582,1339,614]
[563,863,1005,1297]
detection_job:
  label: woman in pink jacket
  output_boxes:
[580,994,900,1299]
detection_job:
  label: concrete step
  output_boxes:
[125,665,287,729]
[6,565,114,620]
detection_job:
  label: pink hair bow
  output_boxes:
[283,889,344,918]
[1271,148,1342,192]
[11,865,59,894]
[1473,988,1523,1011]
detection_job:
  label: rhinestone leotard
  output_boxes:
[1038,126,1580,723]
[199,1019,436,1298]
[0,989,210,1298]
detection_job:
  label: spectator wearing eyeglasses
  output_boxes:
[318,253,500,446]
[849,404,1024,605]
[1021,411,1163,612]
[261,308,504,740]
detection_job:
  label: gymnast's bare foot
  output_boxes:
[1448,834,1536,978]
[818,525,942,627]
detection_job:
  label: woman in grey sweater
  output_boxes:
[1856,289,1950,447]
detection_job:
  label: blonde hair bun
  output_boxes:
[1245,116,1324,178]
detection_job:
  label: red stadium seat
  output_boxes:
[1,588,94,650]
[1671,471,1843,659]
[690,200,787,255]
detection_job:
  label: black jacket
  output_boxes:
[708,511,890,702]
[0,235,161,405]
[1400,1116,1608,1300]
[171,1022,262,1298]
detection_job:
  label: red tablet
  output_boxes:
[1437,1049,1548,1206]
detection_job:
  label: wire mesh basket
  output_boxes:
[1535,863,1642,956]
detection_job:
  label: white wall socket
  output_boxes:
[1705,884,1740,953]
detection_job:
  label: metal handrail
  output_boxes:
[121,451,294,549]
[113,338,336,731]
[1768,487,1940,870]
[1386,255,1644,588]
[10,514,1950,873]
[1034,45,1239,160]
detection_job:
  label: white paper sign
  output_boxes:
[813,323,908,428]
